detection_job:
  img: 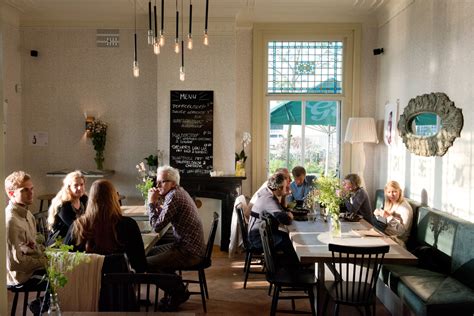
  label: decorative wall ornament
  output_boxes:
[398,92,463,157]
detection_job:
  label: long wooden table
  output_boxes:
[288,219,418,313]
[121,205,171,255]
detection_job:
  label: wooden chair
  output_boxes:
[7,279,48,316]
[322,243,390,316]
[36,194,55,213]
[259,218,317,316]
[236,204,265,288]
[101,272,182,312]
[179,212,219,312]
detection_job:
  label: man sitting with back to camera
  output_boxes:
[248,172,300,268]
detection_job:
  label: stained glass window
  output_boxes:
[267,41,343,94]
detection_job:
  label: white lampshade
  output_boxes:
[344,117,379,144]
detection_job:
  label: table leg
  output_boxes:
[317,262,325,315]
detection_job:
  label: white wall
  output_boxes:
[374,0,474,221]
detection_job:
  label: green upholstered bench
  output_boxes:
[377,194,474,316]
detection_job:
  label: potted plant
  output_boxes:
[314,176,343,237]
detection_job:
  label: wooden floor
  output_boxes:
[8,247,392,315]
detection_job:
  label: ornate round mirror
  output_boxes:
[398,92,463,157]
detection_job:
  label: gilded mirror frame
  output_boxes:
[398,92,463,157]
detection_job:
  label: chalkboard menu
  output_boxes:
[170,90,213,175]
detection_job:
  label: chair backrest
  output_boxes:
[101,272,182,312]
[327,243,389,304]
[99,253,134,311]
[34,211,49,237]
[203,212,220,262]
[236,204,250,249]
[259,219,277,277]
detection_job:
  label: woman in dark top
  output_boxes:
[342,173,373,223]
[65,179,146,272]
[47,170,88,243]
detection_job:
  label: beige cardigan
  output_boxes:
[6,201,46,285]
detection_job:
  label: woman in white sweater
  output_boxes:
[373,180,413,247]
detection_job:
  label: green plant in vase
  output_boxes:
[314,176,344,237]
[89,119,108,170]
[44,239,90,315]
[136,157,157,205]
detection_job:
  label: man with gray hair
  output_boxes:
[247,172,300,268]
[146,165,205,310]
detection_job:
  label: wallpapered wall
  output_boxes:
[374,0,474,221]
[5,21,248,206]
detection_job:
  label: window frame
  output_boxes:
[252,23,362,191]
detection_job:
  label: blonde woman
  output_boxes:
[373,180,413,246]
[47,170,87,243]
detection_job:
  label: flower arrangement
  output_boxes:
[89,119,108,170]
[235,132,252,163]
[314,177,343,213]
[136,156,158,203]
[314,176,343,236]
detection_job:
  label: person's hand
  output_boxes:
[287,211,294,220]
[148,187,160,204]
[373,208,383,216]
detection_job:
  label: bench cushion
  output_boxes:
[398,274,474,316]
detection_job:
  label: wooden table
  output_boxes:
[121,205,171,255]
[288,219,418,313]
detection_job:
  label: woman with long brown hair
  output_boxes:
[66,179,146,272]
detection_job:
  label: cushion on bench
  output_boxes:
[398,275,474,316]
[377,200,474,316]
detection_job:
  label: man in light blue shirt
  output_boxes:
[288,166,314,203]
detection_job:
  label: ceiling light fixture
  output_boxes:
[187,0,193,50]
[159,0,165,46]
[174,0,180,54]
[147,0,154,45]
[180,0,185,80]
[203,0,209,45]
[153,0,160,54]
[133,0,139,78]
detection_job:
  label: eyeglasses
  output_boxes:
[156,180,172,186]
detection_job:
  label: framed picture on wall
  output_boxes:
[384,102,398,146]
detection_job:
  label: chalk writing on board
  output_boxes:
[170,91,213,175]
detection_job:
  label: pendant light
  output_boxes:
[179,0,185,80]
[147,0,154,45]
[153,0,160,54]
[180,40,185,81]
[159,0,165,46]
[203,0,209,45]
[174,0,180,54]
[187,0,193,50]
[133,0,139,77]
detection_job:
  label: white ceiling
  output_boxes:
[5,0,392,27]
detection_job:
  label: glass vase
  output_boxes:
[329,212,341,238]
[48,291,62,316]
[94,151,104,170]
